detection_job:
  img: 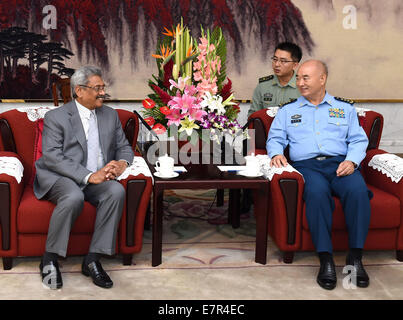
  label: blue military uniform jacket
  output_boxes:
[266,93,369,165]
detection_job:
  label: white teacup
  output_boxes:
[155,154,175,176]
[244,154,260,175]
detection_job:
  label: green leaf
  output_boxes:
[180,53,198,67]
[210,27,227,91]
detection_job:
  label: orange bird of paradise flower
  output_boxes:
[161,24,182,38]
[152,44,173,60]
[186,45,196,58]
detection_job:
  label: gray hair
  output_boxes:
[70,66,102,98]
[320,61,329,77]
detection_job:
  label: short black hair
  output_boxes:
[274,42,302,62]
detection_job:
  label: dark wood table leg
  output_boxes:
[217,189,224,207]
[254,183,269,264]
[144,203,151,231]
[152,187,164,267]
[228,189,241,228]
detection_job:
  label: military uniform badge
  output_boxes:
[264,93,273,101]
[329,108,345,118]
[291,114,302,123]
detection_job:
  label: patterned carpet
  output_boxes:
[140,189,260,269]
[139,190,403,271]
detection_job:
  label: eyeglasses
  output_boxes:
[80,85,106,93]
[271,57,296,65]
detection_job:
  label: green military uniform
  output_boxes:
[248,72,300,117]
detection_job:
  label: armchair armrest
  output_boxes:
[362,149,403,200]
[247,108,277,153]
[117,173,152,252]
[268,170,305,251]
[0,152,25,254]
[363,149,403,253]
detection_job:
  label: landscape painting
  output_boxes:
[0,0,401,100]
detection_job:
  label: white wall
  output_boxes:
[1,101,402,153]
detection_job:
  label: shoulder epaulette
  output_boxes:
[334,97,354,105]
[278,98,297,108]
[259,75,274,83]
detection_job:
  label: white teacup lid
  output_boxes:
[158,153,174,160]
[244,152,256,160]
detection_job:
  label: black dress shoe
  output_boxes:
[39,260,63,289]
[346,256,370,288]
[317,258,337,290]
[82,261,113,288]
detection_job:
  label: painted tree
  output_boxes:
[0,29,8,83]
[0,26,74,96]
[38,42,74,90]
[23,31,48,84]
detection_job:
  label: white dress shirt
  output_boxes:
[75,100,105,184]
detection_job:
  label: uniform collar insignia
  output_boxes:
[259,75,274,83]
[334,96,355,105]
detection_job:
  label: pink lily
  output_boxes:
[187,105,207,122]
[166,108,186,126]
[168,93,198,113]
[169,76,190,91]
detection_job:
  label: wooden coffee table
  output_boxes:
[149,163,269,267]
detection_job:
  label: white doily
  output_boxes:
[17,106,57,122]
[355,107,371,117]
[256,154,302,181]
[0,156,24,183]
[117,156,153,183]
[266,107,279,118]
[368,153,403,183]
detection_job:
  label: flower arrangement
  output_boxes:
[142,19,243,143]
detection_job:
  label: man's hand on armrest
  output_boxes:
[270,154,288,168]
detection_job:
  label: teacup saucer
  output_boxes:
[154,171,179,179]
[238,170,264,178]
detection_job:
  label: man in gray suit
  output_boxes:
[34,66,134,289]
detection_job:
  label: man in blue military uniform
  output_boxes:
[267,60,372,290]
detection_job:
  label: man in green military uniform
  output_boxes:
[248,42,303,117]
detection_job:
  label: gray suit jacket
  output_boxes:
[34,100,134,199]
